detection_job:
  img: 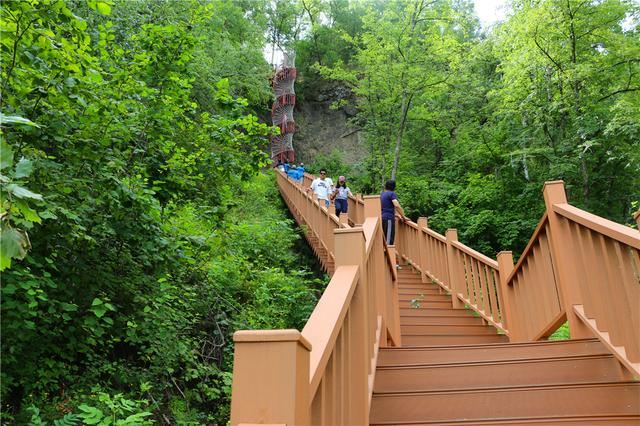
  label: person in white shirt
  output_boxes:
[308,168,334,208]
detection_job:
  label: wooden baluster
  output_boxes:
[446,230,464,309]
[478,263,491,318]
[497,251,518,341]
[543,181,592,339]
[339,212,349,227]
[230,330,311,425]
[487,265,500,326]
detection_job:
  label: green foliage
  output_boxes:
[0,1,319,424]
[548,323,571,341]
[3,0,638,423]
[309,0,639,256]
[26,391,153,426]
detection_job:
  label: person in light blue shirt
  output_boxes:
[331,176,352,216]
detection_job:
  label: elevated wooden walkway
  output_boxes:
[230,170,640,425]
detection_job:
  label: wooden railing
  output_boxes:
[230,171,400,425]
[278,172,344,272]
[395,180,640,375]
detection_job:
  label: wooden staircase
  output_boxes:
[370,267,640,425]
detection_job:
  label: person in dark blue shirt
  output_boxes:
[380,179,406,245]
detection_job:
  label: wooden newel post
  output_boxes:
[446,229,464,309]
[230,330,311,425]
[363,195,380,218]
[334,228,370,425]
[543,180,592,339]
[497,251,517,341]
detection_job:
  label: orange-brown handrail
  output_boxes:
[394,180,640,376]
[230,170,401,425]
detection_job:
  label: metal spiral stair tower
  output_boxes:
[270,52,297,163]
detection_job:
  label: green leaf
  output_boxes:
[39,210,58,220]
[96,1,112,15]
[14,158,32,178]
[6,184,43,200]
[90,301,108,317]
[15,199,41,223]
[0,228,29,270]
[77,405,104,425]
[0,139,13,170]
[0,113,40,127]
[61,302,78,312]
[2,284,17,294]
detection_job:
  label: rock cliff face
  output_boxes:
[292,84,366,165]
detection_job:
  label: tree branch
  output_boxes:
[534,26,564,73]
[597,87,640,102]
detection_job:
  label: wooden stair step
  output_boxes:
[370,382,640,424]
[400,324,500,335]
[401,334,509,346]
[398,283,433,287]
[400,301,454,309]
[370,415,640,425]
[377,339,609,366]
[398,286,444,293]
[397,278,432,283]
[374,354,633,393]
[399,294,452,302]
[400,316,484,326]
[399,308,477,317]
[398,288,444,295]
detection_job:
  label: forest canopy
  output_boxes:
[1,0,638,424]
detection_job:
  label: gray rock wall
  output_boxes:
[292,85,367,165]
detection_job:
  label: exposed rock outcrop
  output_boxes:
[292,83,366,165]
